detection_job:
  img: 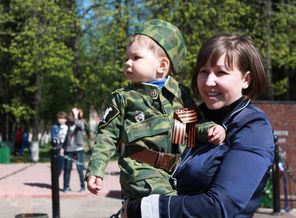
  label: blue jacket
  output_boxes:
[158,99,275,218]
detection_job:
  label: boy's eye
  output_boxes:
[134,55,141,60]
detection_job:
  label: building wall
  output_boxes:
[255,101,296,199]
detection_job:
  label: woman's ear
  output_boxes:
[242,71,251,89]
[157,57,170,77]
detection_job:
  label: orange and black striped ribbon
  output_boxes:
[172,108,197,148]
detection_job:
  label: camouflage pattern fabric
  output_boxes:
[86,77,193,198]
[133,19,187,74]
[85,77,214,198]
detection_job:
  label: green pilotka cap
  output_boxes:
[133,19,187,74]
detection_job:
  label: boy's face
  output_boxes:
[58,117,67,125]
[125,40,163,83]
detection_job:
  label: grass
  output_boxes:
[10,143,52,163]
[8,143,100,163]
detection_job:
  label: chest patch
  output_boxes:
[134,110,145,122]
[98,105,120,128]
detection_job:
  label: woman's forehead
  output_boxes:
[207,51,236,70]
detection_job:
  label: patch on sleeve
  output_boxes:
[98,105,120,128]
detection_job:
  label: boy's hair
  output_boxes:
[192,34,266,99]
[133,19,187,74]
[128,34,168,61]
[57,111,67,119]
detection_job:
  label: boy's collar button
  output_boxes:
[150,89,158,98]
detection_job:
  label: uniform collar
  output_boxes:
[147,78,167,88]
[128,76,180,100]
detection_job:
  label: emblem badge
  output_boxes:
[134,110,145,122]
[98,105,120,128]
[150,89,158,98]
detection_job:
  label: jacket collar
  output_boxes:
[128,76,180,99]
[222,98,251,130]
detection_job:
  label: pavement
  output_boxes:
[1,160,296,218]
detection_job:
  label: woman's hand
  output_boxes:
[72,108,80,119]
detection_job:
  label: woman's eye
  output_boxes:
[217,71,227,76]
[199,70,208,75]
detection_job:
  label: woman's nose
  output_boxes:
[205,73,216,86]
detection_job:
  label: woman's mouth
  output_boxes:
[206,90,219,97]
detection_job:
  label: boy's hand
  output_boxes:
[208,124,226,145]
[87,176,103,195]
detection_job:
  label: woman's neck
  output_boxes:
[201,97,244,124]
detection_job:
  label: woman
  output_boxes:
[63,108,86,193]
[124,34,275,218]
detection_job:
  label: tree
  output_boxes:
[1,0,296,151]
[79,0,130,114]
[0,0,75,145]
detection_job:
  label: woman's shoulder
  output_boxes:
[228,102,273,136]
[244,102,270,119]
[225,100,272,131]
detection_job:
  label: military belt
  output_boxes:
[127,149,179,174]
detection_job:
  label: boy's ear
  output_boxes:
[157,57,170,76]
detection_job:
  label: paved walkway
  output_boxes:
[0,161,122,218]
[1,161,296,218]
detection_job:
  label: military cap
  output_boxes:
[133,19,187,74]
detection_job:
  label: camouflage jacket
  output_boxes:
[85,76,214,198]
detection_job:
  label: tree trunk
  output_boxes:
[65,0,82,103]
[31,71,41,162]
[263,0,273,100]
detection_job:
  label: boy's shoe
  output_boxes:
[79,187,86,192]
[63,187,71,193]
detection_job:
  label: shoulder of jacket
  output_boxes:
[51,124,60,129]
[112,87,123,94]
[234,103,269,124]
[111,85,133,95]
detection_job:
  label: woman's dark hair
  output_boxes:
[67,111,75,122]
[192,34,266,99]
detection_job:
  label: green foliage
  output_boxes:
[272,77,288,97]
[259,175,273,208]
[2,98,34,122]
[79,0,129,112]
[1,0,76,127]
[1,0,296,140]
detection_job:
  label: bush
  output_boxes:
[259,175,273,208]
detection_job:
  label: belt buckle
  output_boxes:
[156,152,179,174]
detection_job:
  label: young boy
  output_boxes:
[86,19,225,199]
